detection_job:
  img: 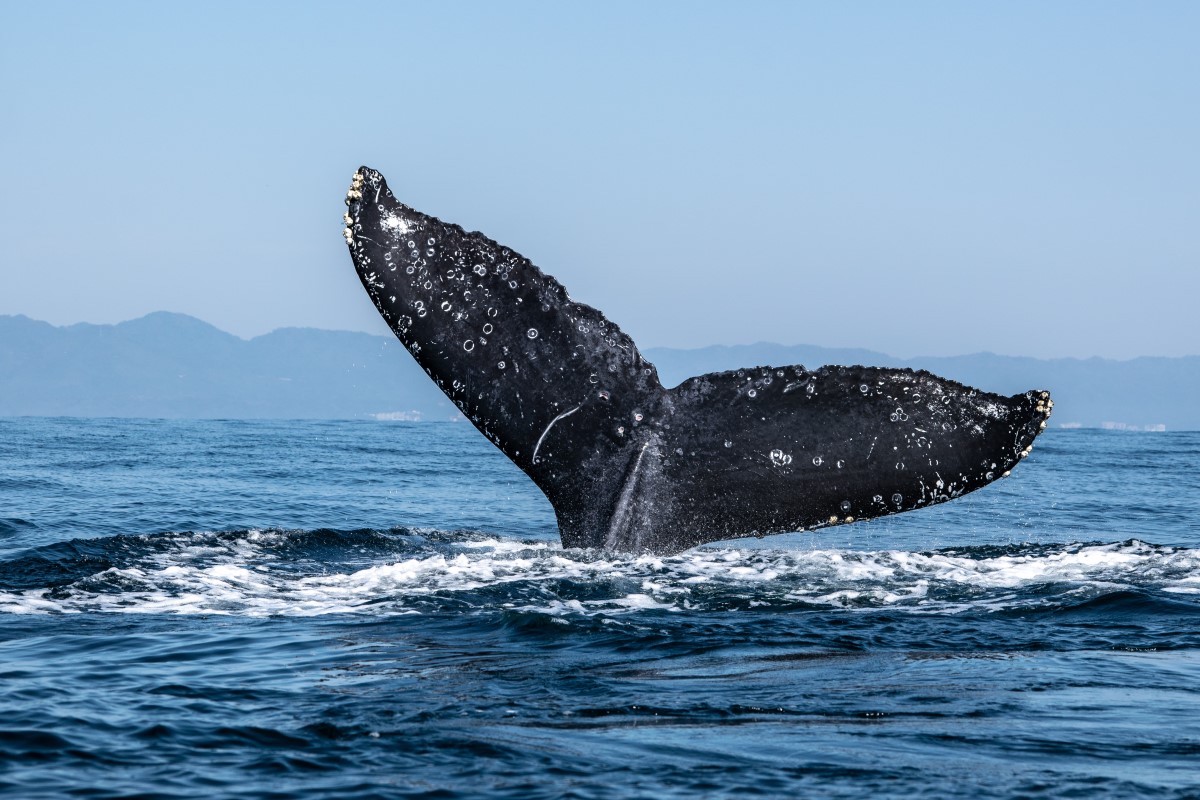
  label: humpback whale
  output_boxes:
[343,167,1051,554]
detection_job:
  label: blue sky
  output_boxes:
[1,1,1196,358]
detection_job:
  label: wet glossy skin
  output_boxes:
[344,167,1051,553]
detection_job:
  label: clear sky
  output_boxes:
[1,1,1196,359]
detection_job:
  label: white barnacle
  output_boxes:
[768,449,792,467]
[381,214,412,235]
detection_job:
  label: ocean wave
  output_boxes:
[0,516,37,536]
[0,529,1198,618]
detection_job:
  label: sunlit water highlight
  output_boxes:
[1,419,1198,798]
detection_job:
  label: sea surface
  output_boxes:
[1,418,1198,799]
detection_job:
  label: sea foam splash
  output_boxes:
[0,529,1197,617]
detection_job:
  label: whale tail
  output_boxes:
[344,167,1051,554]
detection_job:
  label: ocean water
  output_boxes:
[1,419,1198,799]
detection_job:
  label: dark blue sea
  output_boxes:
[1,419,1198,799]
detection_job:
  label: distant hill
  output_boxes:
[0,313,454,420]
[0,313,1196,429]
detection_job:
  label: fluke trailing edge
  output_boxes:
[343,167,1051,554]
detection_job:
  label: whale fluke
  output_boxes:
[343,167,1051,554]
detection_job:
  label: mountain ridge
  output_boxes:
[1,313,1194,428]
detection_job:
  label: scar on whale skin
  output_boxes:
[343,167,1052,555]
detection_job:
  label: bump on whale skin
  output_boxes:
[343,166,1051,554]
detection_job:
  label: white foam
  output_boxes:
[0,535,1196,618]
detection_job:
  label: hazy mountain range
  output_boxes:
[1,313,1195,430]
